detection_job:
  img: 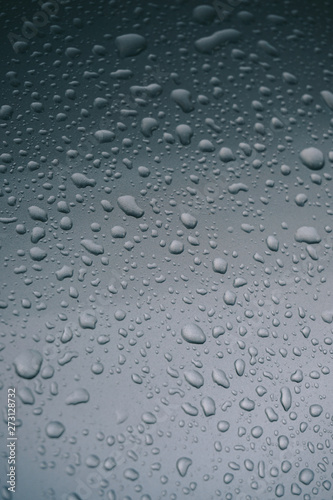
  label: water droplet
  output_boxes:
[181,323,206,344]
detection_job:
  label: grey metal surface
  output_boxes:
[0,0,333,499]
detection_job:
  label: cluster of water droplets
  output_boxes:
[1,0,333,498]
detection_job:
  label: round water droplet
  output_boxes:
[300,147,324,170]
[217,420,230,432]
[169,240,184,254]
[45,421,65,438]
[309,404,323,417]
[299,468,314,485]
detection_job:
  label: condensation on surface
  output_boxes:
[1,0,333,499]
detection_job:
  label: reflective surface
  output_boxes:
[1,0,333,499]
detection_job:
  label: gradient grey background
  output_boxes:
[1,0,333,499]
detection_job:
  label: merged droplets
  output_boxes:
[117,195,144,218]
[71,173,96,188]
[294,226,321,244]
[176,124,193,145]
[194,29,241,53]
[94,129,115,143]
[170,89,194,113]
